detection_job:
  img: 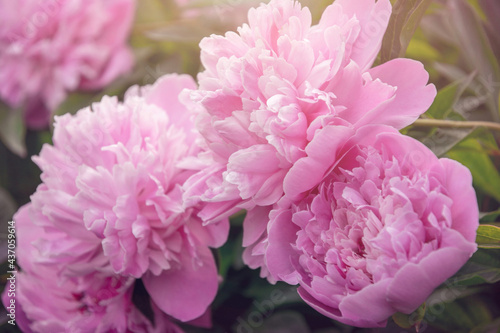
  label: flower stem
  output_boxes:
[413,119,500,132]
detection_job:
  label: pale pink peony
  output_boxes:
[182,0,436,278]
[29,74,229,321]
[266,125,479,327]
[3,204,184,333]
[0,0,135,128]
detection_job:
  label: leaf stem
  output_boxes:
[413,119,500,132]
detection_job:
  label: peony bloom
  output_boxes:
[3,204,184,333]
[266,125,479,327]
[28,74,229,321]
[182,0,436,277]
[0,0,135,128]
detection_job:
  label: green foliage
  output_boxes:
[0,102,26,157]
[424,295,493,332]
[447,136,500,202]
[476,224,500,249]
[451,249,500,286]
[392,303,426,330]
[380,0,433,63]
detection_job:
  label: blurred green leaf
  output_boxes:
[230,210,246,227]
[476,225,500,249]
[425,72,476,120]
[425,81,461,119]
[468,0,487,20]
[255,311,311,333]
[425,296,492,332]
[447,0,500,120]
[0,187,16,223]
[451,249,500,286]
[470,317,500,333]
[406,123,473,157]
[406,38,440,62]
[447,137,500,202]
[217,231,243,278]
[480,0,500,63]
[480,210,500,222]
[53,92,96,117]
[448,0,500,78]
[0,103,26,157]
[393,303,426,329]
[381,0,433,63]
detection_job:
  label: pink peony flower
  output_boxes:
[28,74,229,321]
[3,204,184,333]
[266,125,479,327]
[182,0,436,278]
[0,0,136,128]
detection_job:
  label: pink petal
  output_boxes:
[242,206,272,247]
[143,246,219,322]
[266,209,300,284]
[334,0,392,70]
[435,158,479,243]
[386,239,475,314]
[337,278,393,327]
[284,125,354,200]
[358,58,437,129]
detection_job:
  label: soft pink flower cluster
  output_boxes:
[183,0,438,278]
[266,125,478,327]
[4,74,229,331]
[180,0,478,327]
[3,0,479,330]
[0,0,135,128]
[6,206,184,333]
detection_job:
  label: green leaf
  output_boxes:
[449,0,500,79]
[425,73,476,120]
[470,317,500,333]
[217,231,243,278]
[447,137,500,202]
[424,296,492,332]
[405,38,440,62]
[426,83,460,120]
[0,187,16,224]
[254,311,311,333]
[53,91,96,117]
[0,102,26,157]
[450,249,500,286]
[480,210,500,222]
[393,303,426,329]
[476,224,500,249]
[380,0,433,63]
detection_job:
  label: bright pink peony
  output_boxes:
[29,74,229,321]
[3,204,184,333]
[266,125,478,327]
[182,0,436,278]
[0,0,135,128]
